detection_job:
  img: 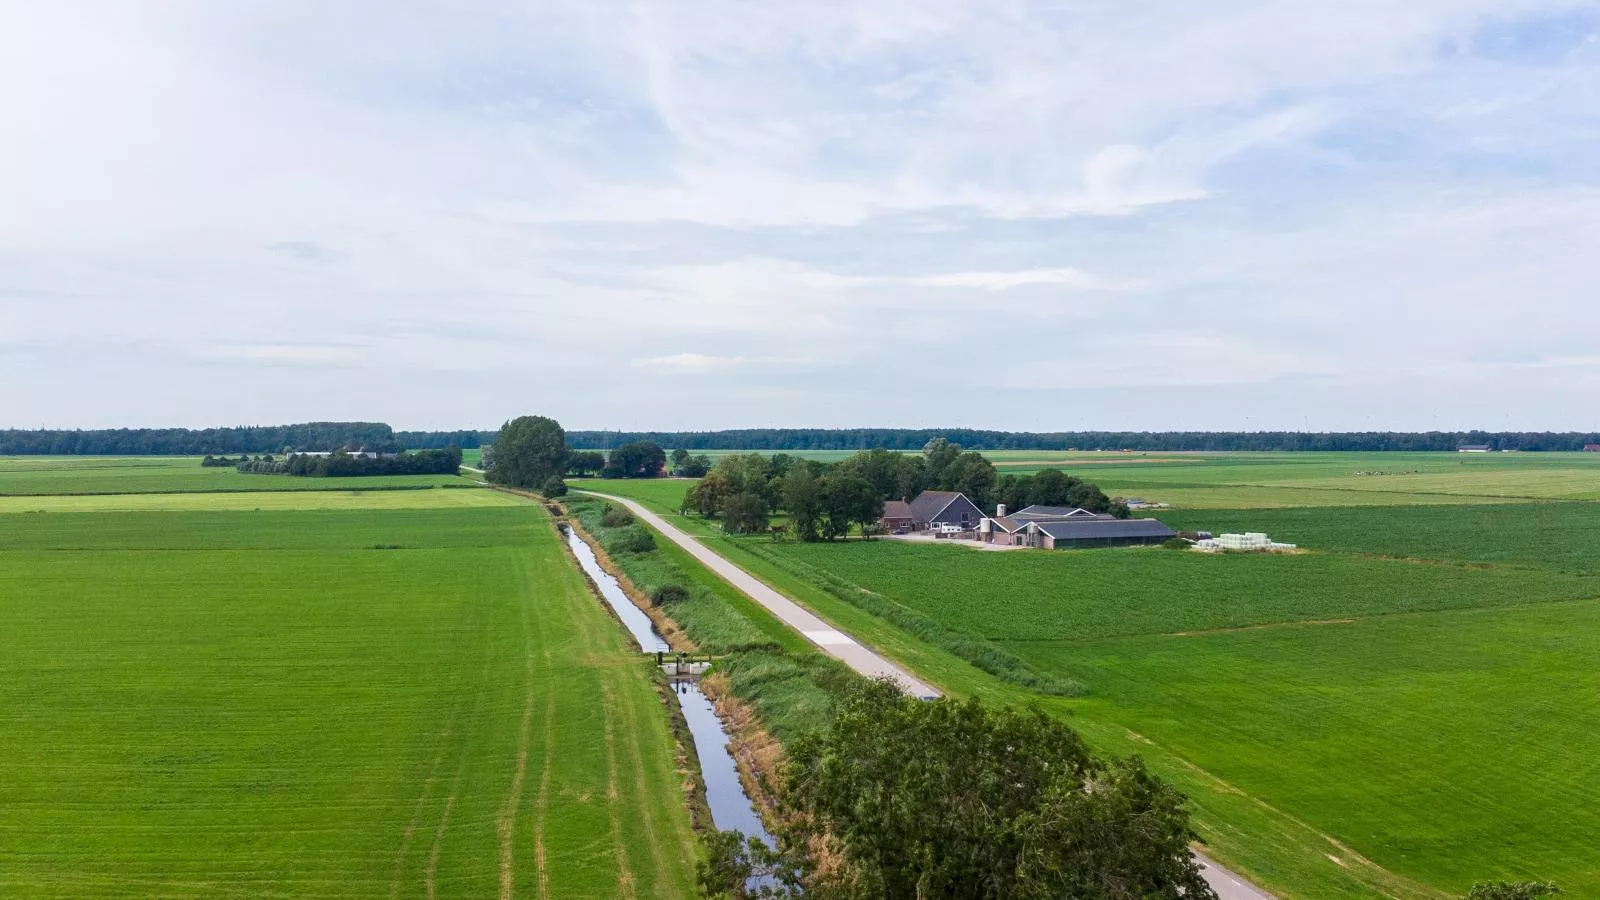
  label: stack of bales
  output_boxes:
[1193,532,1296,552]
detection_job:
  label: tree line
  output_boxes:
[233,448,462,477]
[561,428,1600,453]
[681,440,1125,540]
[1,423,402,455]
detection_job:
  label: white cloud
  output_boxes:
[1,1,1597,429]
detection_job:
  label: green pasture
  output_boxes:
[0,456,474,496]
[573,473,1600,898]
[0,502,696,897]
[1016,599,1600,895]
[0,486,518,513]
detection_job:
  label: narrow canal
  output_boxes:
[561,523,776,849]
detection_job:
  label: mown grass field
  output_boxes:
[574,458,1600,899]
[0,456,474,496]
[0,491,697,897]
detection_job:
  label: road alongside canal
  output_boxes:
[576,489,1273,900]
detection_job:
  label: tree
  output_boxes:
[540,475,567,497]
[723,492,771,535]
[671,448,690,470]
[683,470,733,517]
[782,465,824,542]
[820,472,881,540]
[1028,468,1073,506]
[1467,883,1561,900]
[604,440,667,478]
[784,679,1214,900]
[566,450,606,476]
[922,438,963,486]
[941,451,997,509]
[487,416,567,489]
[678,454,713,478]
[837,449,919,502]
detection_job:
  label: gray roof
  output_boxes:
[1038,519,1176,541]
[989,515,1021,532]
[909,490,967,523]
[1011,505,1110,521]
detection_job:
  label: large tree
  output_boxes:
[487,416,567,489]
[603,440,667,478]
[780,680,1215,900]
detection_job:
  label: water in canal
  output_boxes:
[562,523,776,852]
[561,523,669,653]
[670,677,777,848]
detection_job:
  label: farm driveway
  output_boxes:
[578,489,1274,900]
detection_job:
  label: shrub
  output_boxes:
[540,475,568,497]
[617,525,656,554]
[652,584,690,607]
[1161,537,1192,550]
[601,505,635,528]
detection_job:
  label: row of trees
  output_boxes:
[1,423,402,456]
[235,448,463,477]
[564,428,1600,453]
[680,440,1124,540]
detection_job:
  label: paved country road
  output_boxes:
[579,491,940,698]
[578,490,1274,900]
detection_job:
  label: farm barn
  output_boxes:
[1032,518,1176,549]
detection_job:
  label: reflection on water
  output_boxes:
[671,678,776,849]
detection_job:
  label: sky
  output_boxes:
[2,1,1598,432]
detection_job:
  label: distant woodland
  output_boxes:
[560,429,1600,453]
[7,425,1600,455]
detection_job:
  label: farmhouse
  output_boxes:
[1458,444,1493,453]
[879,499,915,532]
[1585,444,1600,452]
[905,490,984,531]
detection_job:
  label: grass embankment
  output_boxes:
[0,502,697,897]
[573,475,1600,898]
[0,455,477,496]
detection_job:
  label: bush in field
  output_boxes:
[601,505,635,528]
[1468,883,1561,900]
[540,475,567,497]
[652,584,690,607]
[1162,537,1192,550]
[616,525,656,554]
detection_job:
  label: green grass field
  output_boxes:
[574,459,1600,899]
[0,456,474,496]
[0,495,697,897]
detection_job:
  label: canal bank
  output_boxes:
[560,520,777,850]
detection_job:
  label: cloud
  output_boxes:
[1,1,1597,429]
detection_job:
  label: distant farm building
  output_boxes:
[1458,444,1493,453]
[978,503,1175,549]
[1586,444,1600,452]
[879,500,915,532]
[897,490,985,531]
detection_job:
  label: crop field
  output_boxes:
[574,457,1600,898]
[0,487,696,896]
[0,456,474,496]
